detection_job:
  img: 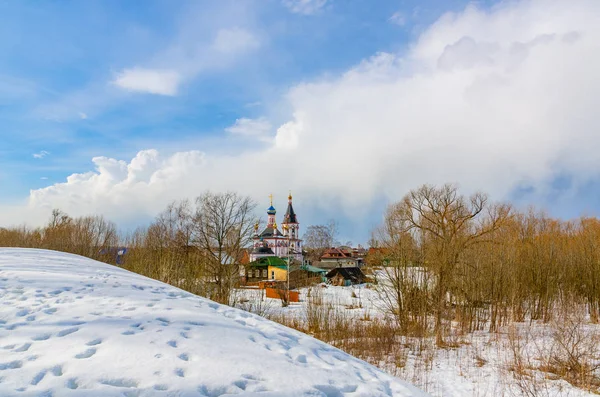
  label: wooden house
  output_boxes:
[326,267,365,286]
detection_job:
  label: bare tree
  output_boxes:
[394,184,511,345]
[193,192,257,304]
[303,220,339,262]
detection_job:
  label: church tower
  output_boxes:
[282,192,302,260]
[267,194,276,227]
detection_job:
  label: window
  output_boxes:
[262,269,267,278]
[255,269,260,278]
[271,271,275,279]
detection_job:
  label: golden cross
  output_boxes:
[269,193,273,206]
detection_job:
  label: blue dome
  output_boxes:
[267,205,276,214]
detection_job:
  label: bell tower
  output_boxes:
[282,192,301,258]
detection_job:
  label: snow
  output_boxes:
[234,284,600,396]
[0,248,427,397]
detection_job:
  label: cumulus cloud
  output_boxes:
[112,68,181,96]
[9,0,600,239]
[283,0,328,15]
[226,117,272,141]
[32,151,49,159]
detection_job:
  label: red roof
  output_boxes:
[320,247,352,260]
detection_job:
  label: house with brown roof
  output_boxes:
[317,247,362,270]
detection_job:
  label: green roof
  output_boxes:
[301,264,327,274]
[249,256,288,268]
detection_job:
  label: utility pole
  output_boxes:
[283,224,291,306]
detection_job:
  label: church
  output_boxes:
[249,193,303,263]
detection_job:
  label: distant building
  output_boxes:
[326,267,366,286]
[318,247,362,269]
[249,193,303,263]
[244,256,326,287]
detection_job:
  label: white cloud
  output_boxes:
[79,112,88,120]
[226,117,272,142]
[112,68,181,96]
[111,27,259,96]
[283,0,328,15]
[212,28,260,54]
[6,0,600,239]
[389,11,406,26]
[32,151,49,159]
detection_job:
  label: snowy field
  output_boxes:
[0,248,427,397]
[235,285,600,397]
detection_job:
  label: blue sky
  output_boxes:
[1,0,599,244]
[0,0,478,191]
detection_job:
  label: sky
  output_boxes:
[0,0,599,245]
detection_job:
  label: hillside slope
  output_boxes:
[0,248,427,397]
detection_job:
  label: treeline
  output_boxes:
[370,184,600,346]
[3,183,600,339]
[0,209,118,260]
[0,192,257,305]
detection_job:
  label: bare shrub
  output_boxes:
[543,305,600,392]
[235,289,275,320]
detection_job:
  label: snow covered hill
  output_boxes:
[0,248,427,397]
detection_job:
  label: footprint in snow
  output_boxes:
[51,365,63,376]
[32,334,51,341]
[0,360,23,370]
[15,309,29,317]
[14,343,31,352]
[175,368,185,378]
[296,354,308,364]
[100,378,139,388]
[86,338,102,346]
[57,327,79,337]
[66,378,78,389]
[6,323,26,331]
[74,348,96,359]
[178,353,189,361]
[31,370,46,385]
[167,340,177,348]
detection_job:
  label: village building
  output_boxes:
[326,267,366,286]
[317,247,363,269]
